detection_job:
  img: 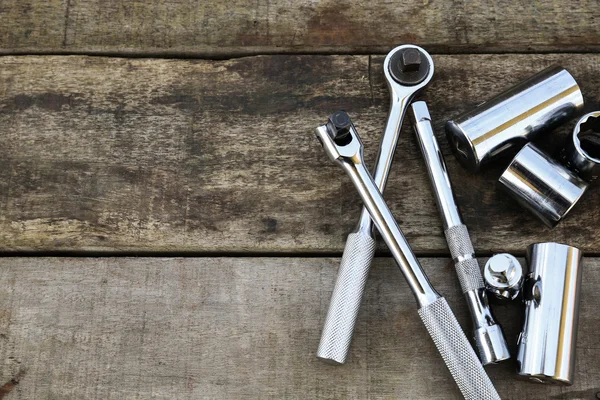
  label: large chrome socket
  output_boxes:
[498,143,588,228]
[517,243,584,385]
[446,66,583,172]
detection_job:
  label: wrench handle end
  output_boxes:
[317,231,376,364]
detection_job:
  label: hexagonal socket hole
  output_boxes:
[578,116,600,160]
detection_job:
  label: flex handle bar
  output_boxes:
[315,112,501,400]
[317,45,434,365]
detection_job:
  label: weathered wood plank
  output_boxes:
[0,257,597,399]
[1,54,599,254]
[1,1,600,56]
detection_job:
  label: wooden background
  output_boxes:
[0,1,599,399]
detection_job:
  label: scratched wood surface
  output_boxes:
[2,1,600,399]
[0,257,597,400]
[1,1,600,56]
[1,54,599,254]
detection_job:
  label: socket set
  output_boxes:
[313,45,591,399]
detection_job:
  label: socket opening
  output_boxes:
[453,136,468,159]
[578,116,600,161]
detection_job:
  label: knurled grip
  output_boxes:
[444,224,484,293]
[418,298,501,400]
[317,232,376,364]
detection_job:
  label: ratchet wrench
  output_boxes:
[410,101,510,365]
[315,112,501,400]
[317,45,434,365]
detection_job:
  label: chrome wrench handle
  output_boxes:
[317,45,434,364]
[316,116,501,400]
[410,102,510,365]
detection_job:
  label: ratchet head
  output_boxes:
[316,111,364,165]
[361,45,434,200]
[384,45,435,99]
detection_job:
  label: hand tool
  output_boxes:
[483,254,524,302]
[498,143,588,228]
[410,101,510,364]
[317,45,434,365]
[316,112,501,400]
[446,66,583,172]
[561,111,600,182]
[518,242,583,385]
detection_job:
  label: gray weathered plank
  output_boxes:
[1,1,600,56]
[0,257,597,399]
[1,54,599,254]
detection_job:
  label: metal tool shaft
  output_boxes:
[317,45,434,364]
[354,85,415,232]
[410,102,462,229]
[345,156,440,306]
[410,101,510,365]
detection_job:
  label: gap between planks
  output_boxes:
[3,49,600,61]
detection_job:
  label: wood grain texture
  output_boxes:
[1,1,600,56]
[0,257,597,399]
[1,54,600,254]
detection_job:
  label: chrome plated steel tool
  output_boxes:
[484,254,524,302]
[561,111,600,182]
[499,143,588,228]
[317,45,434,365]
[446,66,583,172]
[518,243,584,385]
[410,101,510,365]
[316,112,501,400]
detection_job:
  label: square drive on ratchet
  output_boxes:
[316,45,508,367]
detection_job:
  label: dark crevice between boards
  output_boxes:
[0,250,596,258]
[2,47,600,61]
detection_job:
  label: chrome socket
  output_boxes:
[498,143,588,228]
[517,243,584,385]
[561,111,600,182]
[484,253,524,302]
[446,66,583,172]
